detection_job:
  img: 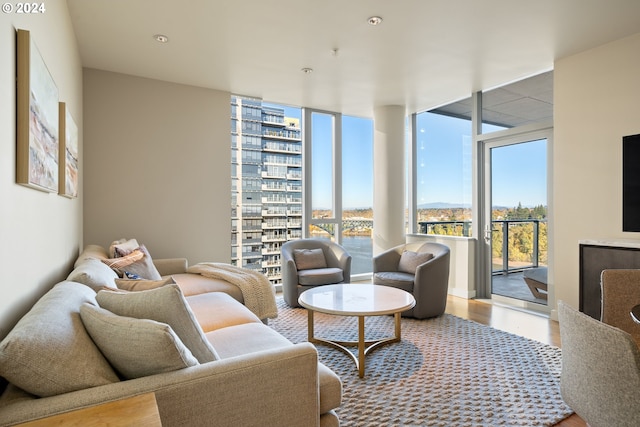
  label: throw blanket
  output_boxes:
[186,262,278,320]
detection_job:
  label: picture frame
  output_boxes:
[58,102,79,198]
[16,29,59,192]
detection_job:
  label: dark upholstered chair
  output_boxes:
[373,242,450,319]
[558,301,640,427]
[281,239,351,308]
[600,269,640,347]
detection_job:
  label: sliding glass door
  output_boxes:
[482,129,550,310]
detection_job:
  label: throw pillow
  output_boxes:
[108,238,139,258]
[293,248,327,270]
[398,251,434,274]
[0,282,119,397]
[96,284,219,363]
[113,244,162,280]
[100,249,145,271]
[80,304,198,380]
[115,276,175,291]
[67,258,119,291]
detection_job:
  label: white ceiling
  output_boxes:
[66,0,640,117]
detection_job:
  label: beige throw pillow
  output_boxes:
[0,282,119,397]
[80,304,198,379]
[68,258,119,291]
[96,284,219,363]
[293,248,327,270]
[398,251,434,274]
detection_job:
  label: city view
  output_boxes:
[231,95,547,292]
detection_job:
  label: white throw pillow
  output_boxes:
[80,304,198,379]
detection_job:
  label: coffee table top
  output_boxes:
[298,284,416,316]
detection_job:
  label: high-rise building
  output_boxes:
[231,96,302,285]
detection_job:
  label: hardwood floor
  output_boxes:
[443,295,586,427]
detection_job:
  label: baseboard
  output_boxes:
[448,288,476,299]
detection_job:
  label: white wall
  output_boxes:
[553,32,640,312]
[0,4,83,338]
[82,69,231,264]
[407,234,477,298]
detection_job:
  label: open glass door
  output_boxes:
[483,131,550,310]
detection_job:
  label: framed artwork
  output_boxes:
[16,29,59,192]
[58,102,79,198]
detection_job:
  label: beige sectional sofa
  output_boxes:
[0,243,342,426]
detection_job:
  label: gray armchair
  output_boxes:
[600,269,640,346]
[373,242,450,319]
[558,301,640,427]
[281,239,352,308]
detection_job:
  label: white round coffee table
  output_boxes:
[298,283,415,378]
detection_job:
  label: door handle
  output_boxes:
[484,224,492,244]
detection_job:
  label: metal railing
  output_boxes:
[418,219,546,275]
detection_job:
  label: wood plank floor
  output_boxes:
[444,295,585,427]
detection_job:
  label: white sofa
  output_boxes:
[0,244,342,426]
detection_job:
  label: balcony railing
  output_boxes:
[418,219,547,275]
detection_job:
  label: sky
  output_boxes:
[267,104,547,211]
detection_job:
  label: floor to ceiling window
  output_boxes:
[305,109,374,277]
[231,96,302,285]
[231,97,373,284]
[411,70,553,310]
[414,112,473,237]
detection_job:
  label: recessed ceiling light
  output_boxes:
[301,67,313,74]
[367,16,383,26]
[153,34,169,43]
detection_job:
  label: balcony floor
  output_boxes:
[491,271,547,305]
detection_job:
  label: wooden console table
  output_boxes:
[579,239,640,320]
[15,392,162,427]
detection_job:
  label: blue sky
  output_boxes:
[270,104,547,210]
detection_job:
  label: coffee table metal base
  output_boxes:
[306,309,402,378]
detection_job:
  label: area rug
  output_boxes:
[269,297,573,427]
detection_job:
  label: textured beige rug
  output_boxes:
[269,297,573,427]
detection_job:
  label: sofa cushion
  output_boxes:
[186,292,261,333]
[112,244,162,280]
[0,282,119,397]
[115,276,175,291]
[80,303,198,379]
[67,258,119,291]
[205,323,292,358]
[293,248,327,270]
[96,284,219,362]
[298,267,343,286]
[373,271,415,292]
[398,250,434,274]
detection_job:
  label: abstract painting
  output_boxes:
[58,102,79,198]
[16,29,59,192]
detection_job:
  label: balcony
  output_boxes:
[419,218,547,304]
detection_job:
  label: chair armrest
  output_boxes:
[0,344,321,427]
[153,258,188,276]
[373,248,401,273]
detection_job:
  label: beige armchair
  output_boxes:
[373,242,450,319]
[600,269,640,346]
[281,239,352,308]
[558,301,640,427]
